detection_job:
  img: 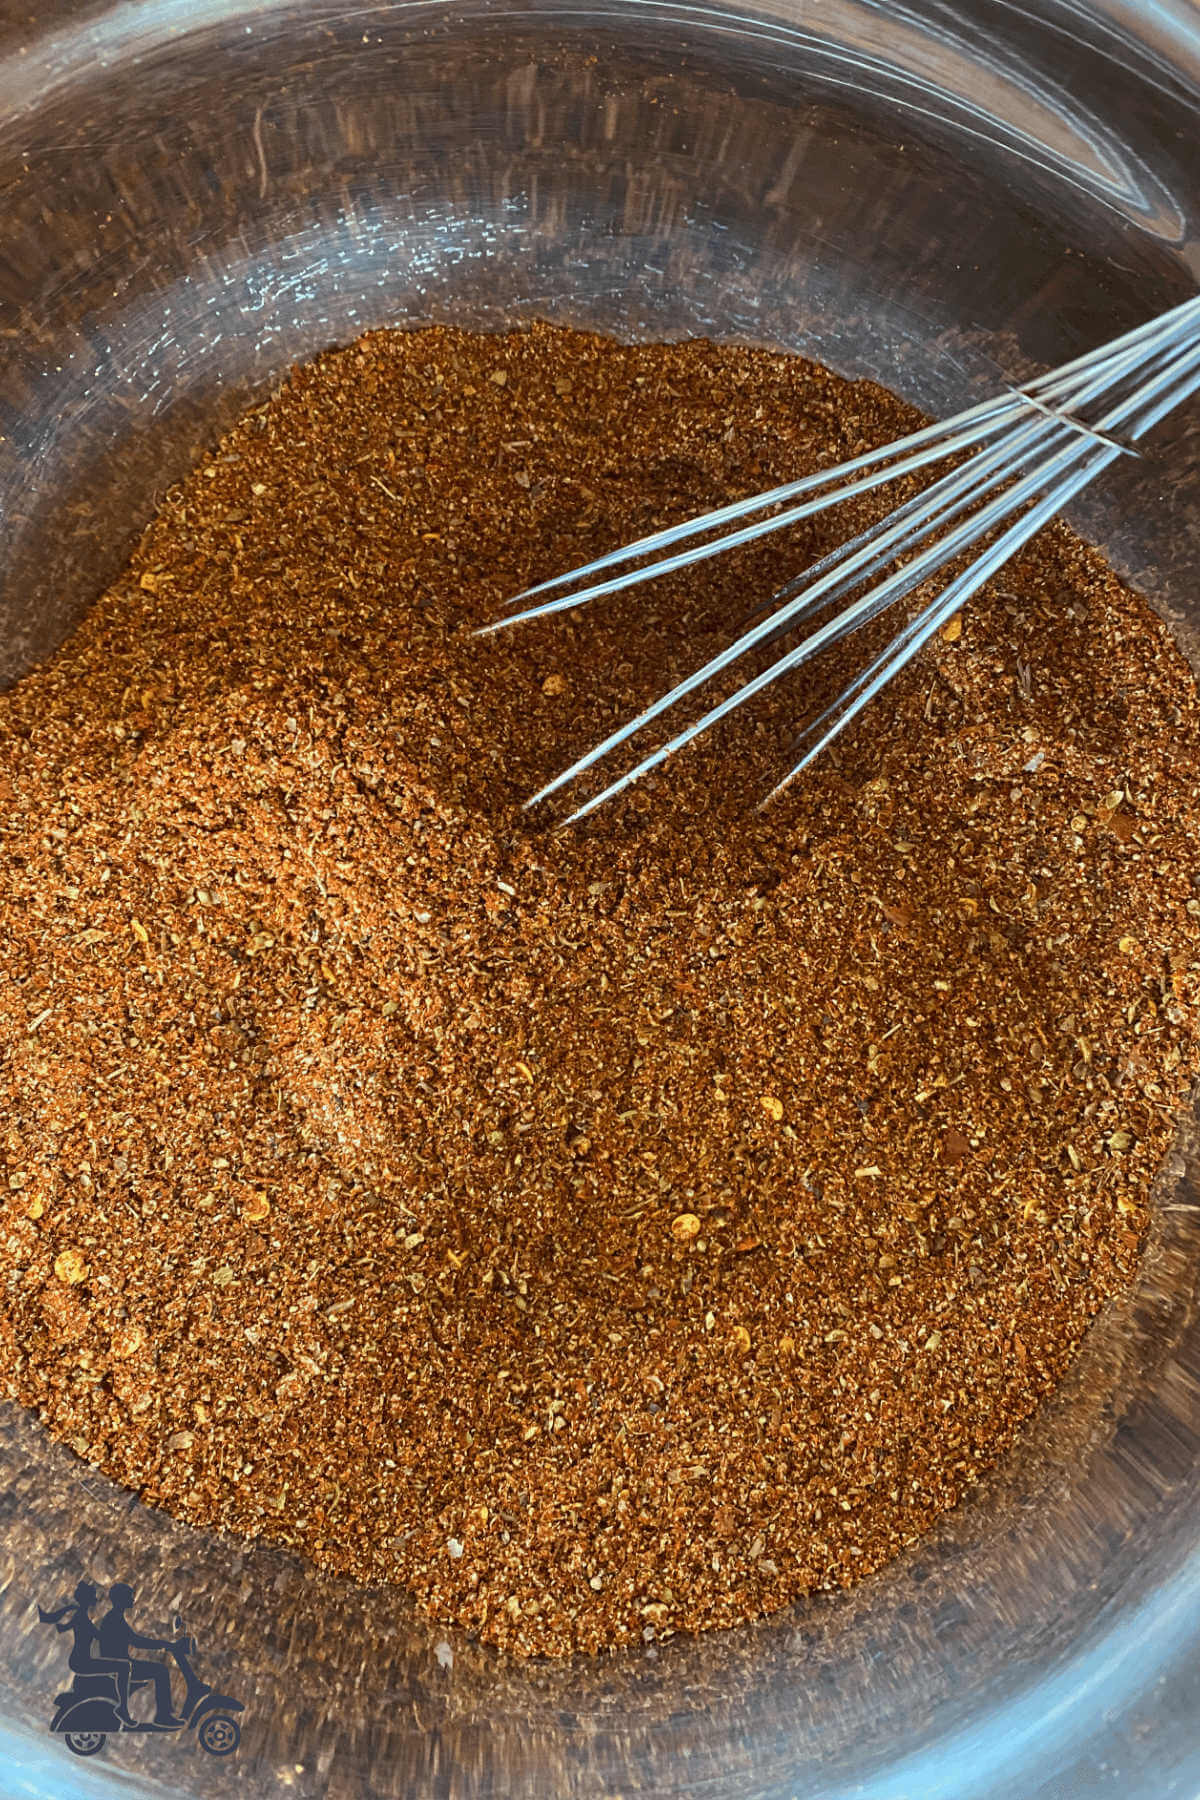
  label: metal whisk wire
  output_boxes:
[482,295,1200,821]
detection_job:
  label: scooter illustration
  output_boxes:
[46,1605,243,1758]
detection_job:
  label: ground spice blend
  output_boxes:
[3,323,1200,1656]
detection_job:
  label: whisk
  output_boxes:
[482,293,1200,822]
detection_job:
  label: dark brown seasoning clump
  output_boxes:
[2,322,1199,1655]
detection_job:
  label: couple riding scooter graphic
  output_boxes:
[39,1579,242,1758]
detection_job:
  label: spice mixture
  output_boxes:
[2,323,1200,1656]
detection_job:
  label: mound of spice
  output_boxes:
[2,323,1200,1656]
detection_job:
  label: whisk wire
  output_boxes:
[523,344,1154,815]
[562,330,1200,825]
[485,294,1200,818]
[492,296,1200,630]
[771,334,1200,800]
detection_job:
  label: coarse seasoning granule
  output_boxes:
[2,322,1200,1656]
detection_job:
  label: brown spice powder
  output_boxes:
[2,322,1200,1656]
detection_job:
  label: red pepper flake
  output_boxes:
[941,1127,972,1166]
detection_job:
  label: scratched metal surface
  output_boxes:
[0,2,1198,1796]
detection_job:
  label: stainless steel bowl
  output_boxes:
[1,2,1199,1795]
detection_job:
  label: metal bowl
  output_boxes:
[1,2,1199,1795]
